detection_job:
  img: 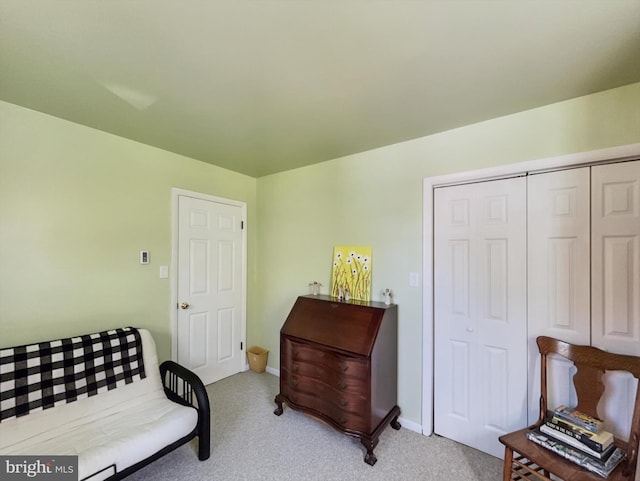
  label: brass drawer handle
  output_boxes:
[337,380,347,389]
[339,364,349,372]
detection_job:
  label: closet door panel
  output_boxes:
[592,162,639,480]
[527,168,590,423]
[598,371,639,439]
[475,182,528,453]
[435,177,527,458]
[527,168,591,343]
[592,161,640,356]
[434,184,478,450]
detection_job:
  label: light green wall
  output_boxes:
[256,82,640,426]
[1,83,639,429]
[0,101,258,359]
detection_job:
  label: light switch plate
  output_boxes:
[159,265,169,278]
[409,272,420,287]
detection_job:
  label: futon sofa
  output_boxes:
[0,327,210,480]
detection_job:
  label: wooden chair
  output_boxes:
[499,336,640,481]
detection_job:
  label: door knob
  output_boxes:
[180,302,190,310]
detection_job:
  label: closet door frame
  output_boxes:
[422,143,640,436]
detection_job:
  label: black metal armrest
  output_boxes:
[159,360,210,460]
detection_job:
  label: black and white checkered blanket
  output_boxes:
[0,327,146,422]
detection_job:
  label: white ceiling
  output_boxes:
[1,1,639,177]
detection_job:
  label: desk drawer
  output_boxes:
[283,339,369,380]
[286,361,367,393]
[285,388,369,432]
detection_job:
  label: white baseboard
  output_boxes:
[265,366,280,377]
[243,363,280,377]
[398,416,422,434]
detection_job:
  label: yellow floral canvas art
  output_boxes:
[331,246,372,301]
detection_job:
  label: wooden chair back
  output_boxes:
[536,336,640,478]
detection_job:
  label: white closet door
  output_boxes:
[592,160,640,481]
[434,177,527,458]
[527,168,591,422]
[591,160,640,356]
[527,167,591,343]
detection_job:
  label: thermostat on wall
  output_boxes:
[140,250,150,264]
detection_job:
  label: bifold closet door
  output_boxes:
[527,167,591,423]
[527,161,640,471]
[592,160,640,458]
[591,160,640,357]
[434,177,527,458]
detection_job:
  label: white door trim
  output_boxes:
[171,188,247,365]
[422,142,640,436]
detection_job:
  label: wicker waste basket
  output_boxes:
[247,346,269,373]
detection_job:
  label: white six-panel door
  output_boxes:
[177,194,244,386]
[591,161,639,468]
[591,161,640,357]
[525,161,639,479]
[527,167,591,345]
[434,177,528,458]
[527,167,591,423]
[431,158,639,475]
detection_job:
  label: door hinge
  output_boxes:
[241,220,244,230]
[241,341,243,350]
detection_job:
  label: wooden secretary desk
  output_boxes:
[274,294,400,465]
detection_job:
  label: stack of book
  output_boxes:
[527,405,626,478]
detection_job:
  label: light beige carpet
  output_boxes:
[126,370,503,480]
